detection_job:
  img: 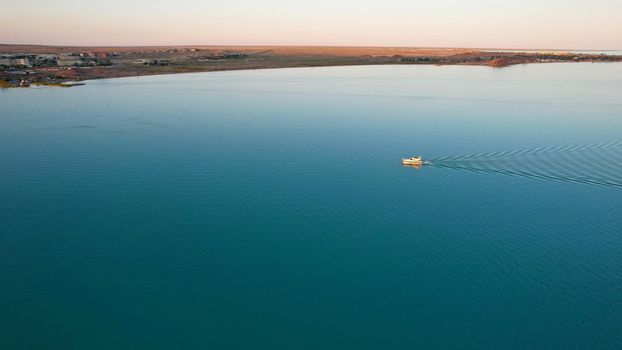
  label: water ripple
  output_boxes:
[427,142,622,188]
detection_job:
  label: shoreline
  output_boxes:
[2,45,622,88]
[78,60,622,84]
[4,60,622,89]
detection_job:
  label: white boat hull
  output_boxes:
[402,157,423,165]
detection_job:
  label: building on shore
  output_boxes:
[57,57,82,67]
[13,58,31,67]
[0,58,32,67]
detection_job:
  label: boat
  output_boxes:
[402,156,423,165]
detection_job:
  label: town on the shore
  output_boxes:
[0,47,219,87]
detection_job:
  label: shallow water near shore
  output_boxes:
[2,63,622,349]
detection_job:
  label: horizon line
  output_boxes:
[1,43,620,52]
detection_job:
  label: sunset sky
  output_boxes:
[2,0,621,49]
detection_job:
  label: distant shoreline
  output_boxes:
[2,45,621,88]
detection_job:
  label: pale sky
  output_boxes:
[2,0,621,49]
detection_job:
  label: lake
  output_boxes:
[2,63,622,349]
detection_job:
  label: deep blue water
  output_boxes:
[2,63,622,349]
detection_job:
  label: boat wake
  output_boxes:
[426,141,622,188]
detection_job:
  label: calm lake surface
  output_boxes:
[2,63,622,349]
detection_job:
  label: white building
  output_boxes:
[57,57,82,66]
[11,58,31,67]
[0,58,32,67]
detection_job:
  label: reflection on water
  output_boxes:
[426,141,622,188]
[403,163,423,170]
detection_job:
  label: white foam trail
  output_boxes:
[426,142,622,188]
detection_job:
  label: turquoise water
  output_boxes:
[2,63,622,349]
